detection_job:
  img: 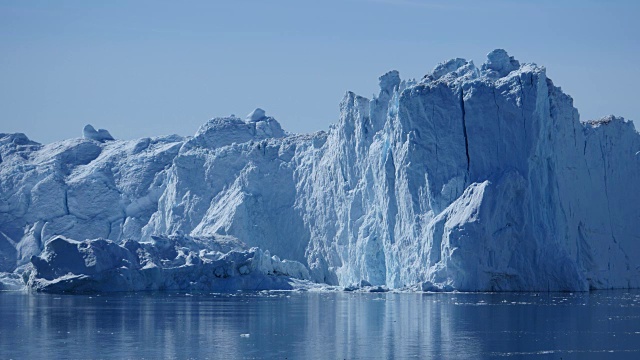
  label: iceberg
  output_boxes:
[1,49,639,293]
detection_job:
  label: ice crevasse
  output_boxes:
[0,49,639,293]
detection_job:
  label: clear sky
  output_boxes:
[1,0,638,144]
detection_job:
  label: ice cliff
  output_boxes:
[1,49,639,293]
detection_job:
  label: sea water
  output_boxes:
[1,290,639,359]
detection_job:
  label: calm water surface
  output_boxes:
[1,290,639,359]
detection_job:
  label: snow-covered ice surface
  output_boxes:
[1,50,639,293]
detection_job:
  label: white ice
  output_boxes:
[1,49,639,293]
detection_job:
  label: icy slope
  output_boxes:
[1,49,639,292]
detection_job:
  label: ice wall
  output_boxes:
[1,50,639,292]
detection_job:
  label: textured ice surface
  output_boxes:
[1,49,639,293]
[25,235,309,293]
[83,124,114,142]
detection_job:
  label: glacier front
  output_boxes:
[1,49,639,293]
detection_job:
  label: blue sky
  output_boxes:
[1,0,638,143]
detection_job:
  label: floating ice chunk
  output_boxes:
[420,281,438,292]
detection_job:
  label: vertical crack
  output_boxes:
[460,88,470,174]
[599,137,614,241]
[492,88,501,159]
[63,188,70,215]
[598,136,629,268]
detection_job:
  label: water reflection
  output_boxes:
[0,291,639,359]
